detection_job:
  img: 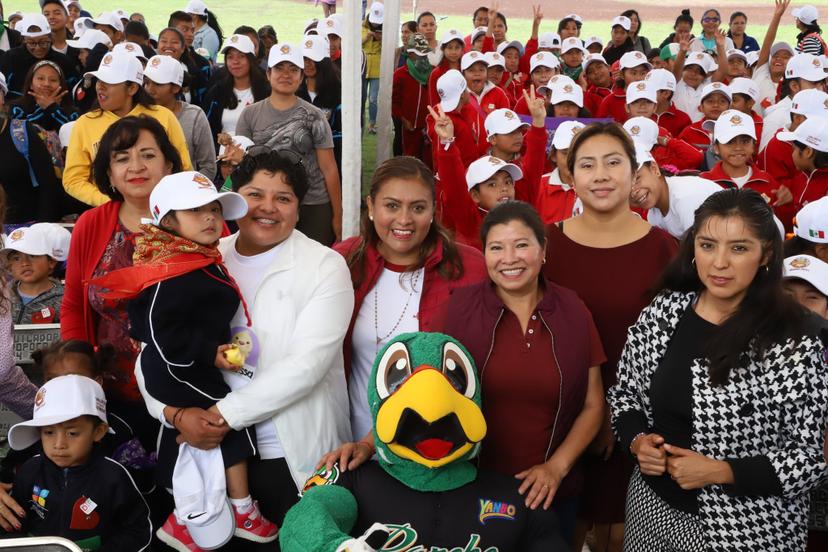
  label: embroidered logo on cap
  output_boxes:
[9,229,23,241]
[125,43,135,51]
[814,58,822,67]
[504,111,515,119]
[34,388,46,409]
[488,157,503,165]
[231,35,239,43]
[305,39,313,48]
[438,88,445,98]
[630,125,641,135]
[280,45,291,54]
[150,57,161,67]
[563,84,574,93]
[729,114,742,125]
[806,135,822,147]
[636,82,646,91]
[790,256,811,269]
[192,173,213,188]
[102,54,113,66]
[326,19,334,27]
[470,52,479,58]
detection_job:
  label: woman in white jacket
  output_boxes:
[136,149,353,527]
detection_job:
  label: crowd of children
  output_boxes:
[0,0,826,551]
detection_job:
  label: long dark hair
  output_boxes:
[204,9,225,49]
[798,22,823,37]
[347,157,465,287]
[11,60,74,114]
[621,9,642,34]
[658,188,806,385]
[304,57,340,107]
[92,115,183,201]
[215,50,269,109]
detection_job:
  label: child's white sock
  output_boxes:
[229,495,254,514]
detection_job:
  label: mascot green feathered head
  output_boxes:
[368,332,487,491]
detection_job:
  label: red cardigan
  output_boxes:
[61,200,122,344]
[334,237,487,382]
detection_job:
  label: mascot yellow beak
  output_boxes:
[376,367,487,469]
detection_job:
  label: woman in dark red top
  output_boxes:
[443,201,606,544]
[62,115,182,447]
[542,122,678,552]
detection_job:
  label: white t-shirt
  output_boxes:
[349,266,424,441]
[223,241,286,459]
[730,167,753,188]
[221,88,255,136]
[751,63,777,117]
[648,175,724,238]
[674,78,711,123]
[760,96,792,151]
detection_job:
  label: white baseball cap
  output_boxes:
[222,34,256,56]
[320,16,342,38]
[700,82,732,103]
[58,121,75,147]
[84,50,143,85]
[496,40,524,57]
[8,375,112,451]
[17,13,51,37]
[794,196,828,242]
[713,109,756,143]
[634,141,655,168]
[113,8,129,20]
[584,36,604,50]
[73,17,90,37]
[582,53,608,72]
[771,42,795,58]
[66,28,112,50]
[783,255,828,296]
[144,55,184,87]
[2,223,71,261]
[645,68,677,92]
[440,29,464,46]
[778,115,828,152]
[461,50,487,71]
[149,171,248,225]
[538,74,575,95]
[560,37,585,55]
[302,34,329,62]
[8,11,23,23]
[619,51,652,70]
[745,51,760,66]
[367,2,384,25]
[684,52,717,73]
[465,156,523,190]
[436,69,468,112]
[530,51,559,73]
[626,80,657,104]
[563,13,583,24]
[471,27,488,44]
[551,120,585,150]
[83,11,124,33]
[793,5,820,26]
[612,15,632,31]
[624,117,660,149]
[483,51,505,69]
[729,77,759,101]
[726,49,748,63]
[790,88,828,116]
[785,53,826,82]
[539,32,561,50]
[217,135,255,159]
[112,41,147,62]
[549,77,584,107]
[173,445,235,550]
[485,108,529,140]
[268,43,304,69]
[184,0,208,16]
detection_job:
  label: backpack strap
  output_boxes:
[9,119,39,188]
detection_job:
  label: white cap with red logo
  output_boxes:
[484,109,529,140]
[619,50,652,70]
[465,156,523,191]
[626,81,657,104]
[144,55,185,87]
[148,171,248,225]
[436,69,468,112]
[84,50,143,85]
[713,109,756,144]
[783,255,828,296]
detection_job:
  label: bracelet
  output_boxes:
[629,432,647,454]
[172,407,187,430]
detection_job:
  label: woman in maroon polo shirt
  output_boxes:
[443,201,606,544]
[543,122,678,552]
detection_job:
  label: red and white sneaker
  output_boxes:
[156,512,205,552]
[233,501,279,543]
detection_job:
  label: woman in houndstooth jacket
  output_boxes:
[609,188,828,551]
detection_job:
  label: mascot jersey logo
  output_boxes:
[381,524,498,552]
[374,340,486,468]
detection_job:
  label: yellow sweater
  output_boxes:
[63,104,193,206]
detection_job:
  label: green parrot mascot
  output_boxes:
[279,332,568,552]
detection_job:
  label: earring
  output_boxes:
[691,257,696,267]
[369,215,374,221]
[763,265,769,272]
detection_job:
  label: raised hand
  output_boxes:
[523,85,547,127]
[427,104,455,141]
[775,0,792,18]
[28,87,68,110]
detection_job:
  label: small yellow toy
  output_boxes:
[223,344,246,368]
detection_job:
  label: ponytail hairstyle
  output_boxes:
[347,156,465,288]
[657,188,806,386]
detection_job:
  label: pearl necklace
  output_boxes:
[373,269,421,352]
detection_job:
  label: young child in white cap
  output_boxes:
[783,254,828,319]
[2,223,71,324]
[7,375,151,550]
[90,171,278,549]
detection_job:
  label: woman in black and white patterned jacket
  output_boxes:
[609,188,828,551]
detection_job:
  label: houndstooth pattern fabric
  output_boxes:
[608,291,828,551]
[623,468,705,552]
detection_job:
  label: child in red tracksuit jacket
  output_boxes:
[461,51,511,114]
[428,30,464,106]
[528,120,584,224]
[677,82,732,153]
[596,51,653,123]
[646,68,693,139]
[392,36,432,161]
[427,69,488,172]
[777,117,828,209]
[758,128,805,231]
[700,109,780,204]
[428,95,545,250]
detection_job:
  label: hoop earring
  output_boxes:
[691,257,696,267]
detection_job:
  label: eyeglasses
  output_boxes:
[26,40,52,49]
[702,17,720,23]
